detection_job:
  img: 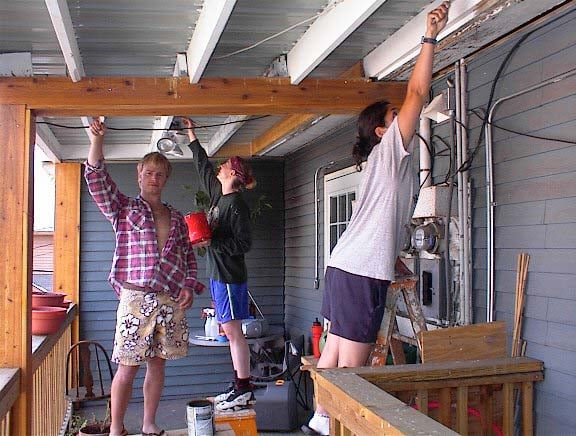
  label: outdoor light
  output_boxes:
[157,131,184,156]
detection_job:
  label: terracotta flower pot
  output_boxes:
[31,306,67,335]
[185,212,212,245]
[32,291,66,309]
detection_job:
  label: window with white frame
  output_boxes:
[323,165,364,265]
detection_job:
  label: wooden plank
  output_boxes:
[250,61,366,154]
[502,383,514,436]
[0,104,34,436]
[420,321,507,363]
[332,357,543,384]
[374,371,543,392]
[54,163,81,344]
[456,386,468,434]
[250,113,320,155]
[314,370,457,435]
[389,337,406,365]
[416,389,428,416]
[438,388,452,428]
[0,77,407,116]
[521,381,533,436]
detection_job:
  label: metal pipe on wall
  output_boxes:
[313,161,334,289]
[484,67,576,322]
[455,62,466,324]
[419,117,432,188]
[459,59,472,325]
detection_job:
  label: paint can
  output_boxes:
[186,399,214,436]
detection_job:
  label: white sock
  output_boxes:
[308,412,330,435]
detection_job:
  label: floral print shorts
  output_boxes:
[112,288,189,365]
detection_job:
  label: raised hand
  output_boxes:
[181,117,197,142]
[426,1,450,39]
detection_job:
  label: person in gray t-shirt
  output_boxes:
[302,2,451,435]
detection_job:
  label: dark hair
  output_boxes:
[352,100,390,171]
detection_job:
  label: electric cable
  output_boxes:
[213,1,345,60]
[458,12,570,173]
[36,115,270,131]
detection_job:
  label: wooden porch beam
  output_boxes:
[0,104,34,436]
[250,61,369,156]
[0,77,406,117]
[54,163,81,344]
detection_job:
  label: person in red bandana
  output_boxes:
[183,118,258,412]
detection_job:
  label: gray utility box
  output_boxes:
[253,381,298,431]
[418,257,447,321]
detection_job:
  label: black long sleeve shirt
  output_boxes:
[188,140,252,283]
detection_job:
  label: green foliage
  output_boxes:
[250,194,273,223]
[66,414,87,436]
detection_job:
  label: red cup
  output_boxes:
[185,212,212,245]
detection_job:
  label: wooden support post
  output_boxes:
[521,381,533,436]
[456,386,468,435]
[416,389,429,416]
[54,163,82,345]
[502,383,514,436]
[479,386,492,435]
[438,387,452,428]
[0,104,34,436]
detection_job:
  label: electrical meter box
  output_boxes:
[418,257,447,321]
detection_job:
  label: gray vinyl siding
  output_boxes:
[283,123,357,352]
[80,159,284,401]
[465,9,576,434]
[283,7,576,433]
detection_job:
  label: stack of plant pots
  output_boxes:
[31,287,69,335]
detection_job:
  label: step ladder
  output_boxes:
[369,276,427,366]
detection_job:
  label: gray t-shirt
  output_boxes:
[327,118,415,281]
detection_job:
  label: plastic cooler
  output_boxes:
[253,380,298,431]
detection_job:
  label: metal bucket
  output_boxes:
[187,399,214,436]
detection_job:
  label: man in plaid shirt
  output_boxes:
[85,118,204,436]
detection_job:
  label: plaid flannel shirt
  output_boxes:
[84,161,204,298]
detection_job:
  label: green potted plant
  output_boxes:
[183,189,212,245]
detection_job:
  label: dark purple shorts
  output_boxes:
[321,267,390,343]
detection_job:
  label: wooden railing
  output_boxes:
[306,356,543,435]
[0,369,20,436]
[31,305,76,436]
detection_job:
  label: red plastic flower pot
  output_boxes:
[31,291,66,309]
[31,306,67,335]
[185,212,212,245]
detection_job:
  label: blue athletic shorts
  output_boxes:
[321,267,390,343]
[210,279,250,323]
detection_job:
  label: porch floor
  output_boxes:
[75,397,308,435]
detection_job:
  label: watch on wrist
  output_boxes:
[421,36,438,45]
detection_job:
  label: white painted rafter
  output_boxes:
[45,0,85,82]
[363,0,483,80]
[44,0,92,141]
[205,115,250,156]
[186,0,237,83]
[35,118,62,163]
[287,0,387,85]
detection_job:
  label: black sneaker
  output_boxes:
[215,386,256,411]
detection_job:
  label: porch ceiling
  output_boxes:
[0,0,568,161]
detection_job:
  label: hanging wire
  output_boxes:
[36,115,270,131]
[213,0,345,60]
[457,12,570,174]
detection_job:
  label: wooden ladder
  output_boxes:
[369,276,427,366]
